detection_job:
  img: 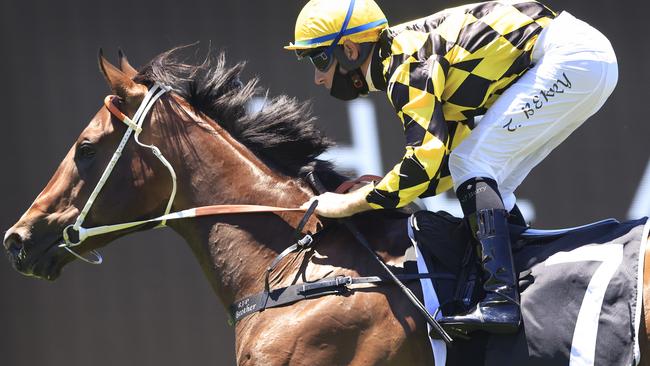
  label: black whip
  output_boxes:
[306,172,453,345]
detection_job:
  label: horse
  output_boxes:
[3,47,650,365]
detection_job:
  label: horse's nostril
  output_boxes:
[3,232,24,253]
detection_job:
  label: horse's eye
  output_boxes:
[77,142,96,159]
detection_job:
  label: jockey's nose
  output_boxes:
[314,68,326,86]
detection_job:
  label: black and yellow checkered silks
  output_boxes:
[366,0,555,209]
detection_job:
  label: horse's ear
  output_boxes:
[117,48,138,79]
[98,49,147,108]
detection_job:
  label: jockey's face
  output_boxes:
[313,59,338,90]
[313,41,361,91]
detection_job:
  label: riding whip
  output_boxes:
[306,172,453,345]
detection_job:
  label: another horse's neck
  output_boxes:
[162,102,315,306]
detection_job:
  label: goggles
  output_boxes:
[297,47,337,72]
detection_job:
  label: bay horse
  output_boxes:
[3,47,650,365]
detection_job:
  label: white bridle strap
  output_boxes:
[60,82,311,265]
[65,205,307,244]
[132,86,177,226]
[62,83,171,261]
[70,83,171,233]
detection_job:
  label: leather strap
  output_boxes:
[230,272,457,323]
[334,174,382,194]
[104,95,136,129]
[66,91,319,248]
[194,204,306,216]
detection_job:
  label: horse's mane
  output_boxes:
[133,46,342,181]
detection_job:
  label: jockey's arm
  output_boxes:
[304,57,449,218]
[366,58,449,210]
[301,184,373,218]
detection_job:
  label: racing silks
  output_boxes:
[366,0,556,209]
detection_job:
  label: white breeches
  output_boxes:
[449,11,619,211]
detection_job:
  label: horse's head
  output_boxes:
[3,52,175,280]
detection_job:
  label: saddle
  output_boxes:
[231,169,647,365]
[325,172,647,365]
[410,210,622,313]
[410,209,648,366]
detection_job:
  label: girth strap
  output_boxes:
[230,272,457,323]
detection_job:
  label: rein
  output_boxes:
[59,83,310,264]
[64,83,453,343]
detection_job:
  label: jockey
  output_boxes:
[287,0,618,334]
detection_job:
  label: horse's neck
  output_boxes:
[164,112,314,306]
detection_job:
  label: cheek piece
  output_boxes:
[328,43,373,101]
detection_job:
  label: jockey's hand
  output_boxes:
[301,185,373,218]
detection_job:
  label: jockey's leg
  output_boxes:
[438,177,521,334]
[439,11,618,335]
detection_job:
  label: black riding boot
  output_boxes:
[439,208,521,334]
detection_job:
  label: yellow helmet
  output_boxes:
[285,0,388,51]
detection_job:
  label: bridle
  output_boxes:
[57,82,452,343]
[59,83,309,264]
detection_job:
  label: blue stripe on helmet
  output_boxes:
[328,0,356,51]
[294,18,388,47]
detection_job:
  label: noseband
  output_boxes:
[60,83,310,264]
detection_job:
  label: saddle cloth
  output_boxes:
[408,211,650,366]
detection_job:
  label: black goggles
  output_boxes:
[296,47,336,72]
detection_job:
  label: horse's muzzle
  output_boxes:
[3,228,65,280]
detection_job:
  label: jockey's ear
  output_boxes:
[117,48,138,79]
[98,49,147,111]
[342,40,360,62]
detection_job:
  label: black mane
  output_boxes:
[134,46,339,179]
